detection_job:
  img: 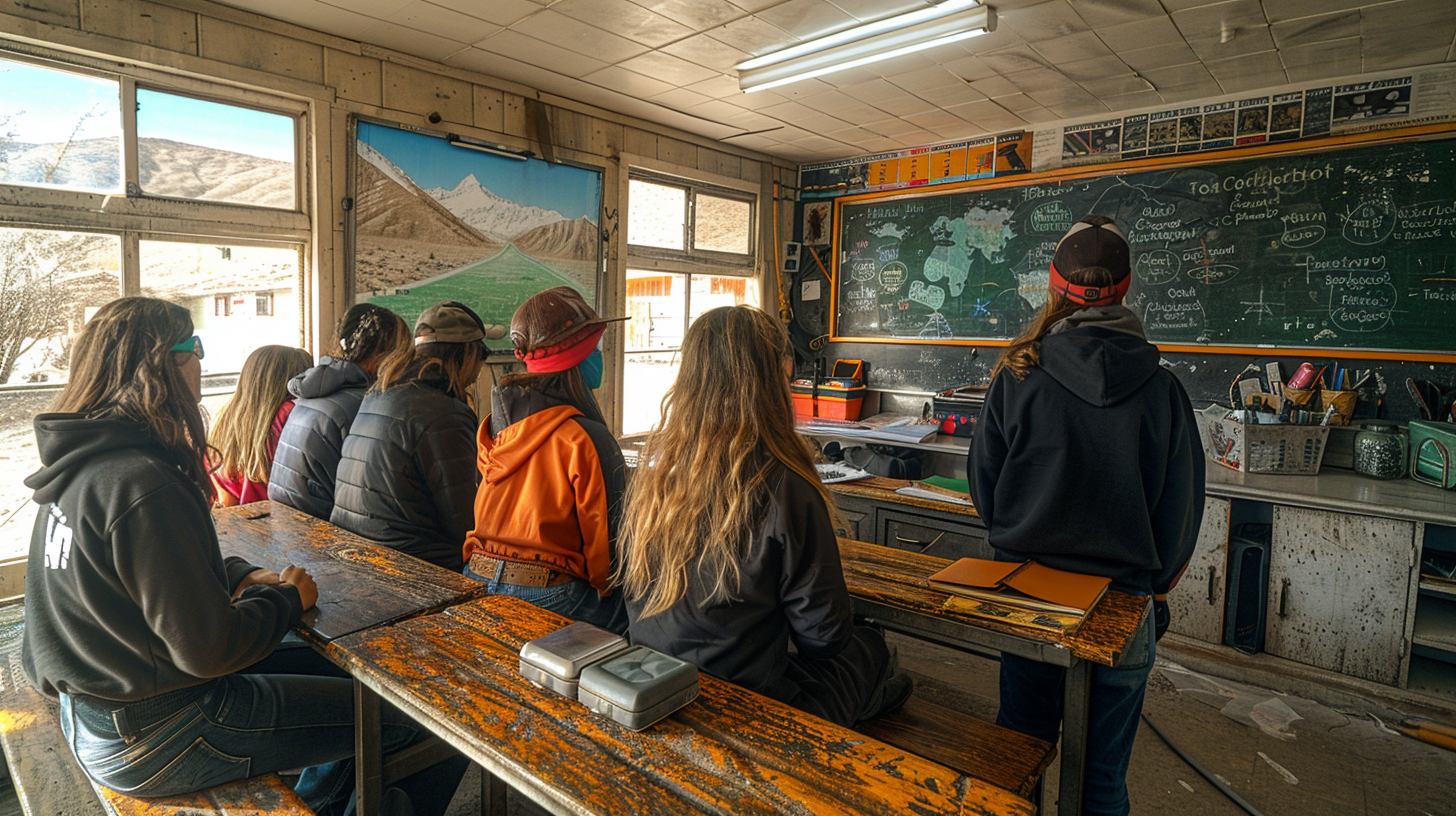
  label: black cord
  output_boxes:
[1140,712,1268,816]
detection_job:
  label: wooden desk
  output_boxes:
[839,538,1149,816]
[327,595,1035,816]
[214,501,488,642]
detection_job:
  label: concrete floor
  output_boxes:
[443,632,1456,816]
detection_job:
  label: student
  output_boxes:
[270,303,410,520]
[331,300,486,571]
[462,287,629,632]
[620,305,912,728]
[209,344,313,506]
[968,216,1204,816]
[21,297,464,816]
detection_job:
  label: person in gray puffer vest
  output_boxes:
[268,303,409,520]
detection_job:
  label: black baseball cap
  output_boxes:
[1049,216,1132,305]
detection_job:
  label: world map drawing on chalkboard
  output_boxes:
[835,137,1456,353]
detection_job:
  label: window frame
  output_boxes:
[626,169,757,275]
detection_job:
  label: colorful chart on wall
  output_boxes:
[352,121,602,332]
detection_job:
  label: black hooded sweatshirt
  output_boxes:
[968,313,1205,595]
[269,357,371,520]
[22,415,302,701]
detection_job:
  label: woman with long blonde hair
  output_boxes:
[331,300,487,571]
[209,344,313,505]
[620,305,911,727]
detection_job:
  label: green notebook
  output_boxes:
[922,476,970,494]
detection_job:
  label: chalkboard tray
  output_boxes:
[833,127,1456,357]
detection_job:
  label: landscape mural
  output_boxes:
[353,122,602,334]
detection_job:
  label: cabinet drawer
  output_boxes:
[879,510,992,561]
[833,508,869,541]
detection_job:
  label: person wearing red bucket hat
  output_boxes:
[461,287,631,632]
[968,215,1204,816]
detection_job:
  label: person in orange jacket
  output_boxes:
[461,287,629,632]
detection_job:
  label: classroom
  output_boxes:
[1,1,1455,815]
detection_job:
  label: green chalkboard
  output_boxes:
[834,136,1456,354]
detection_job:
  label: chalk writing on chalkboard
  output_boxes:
[834,136,1456,354]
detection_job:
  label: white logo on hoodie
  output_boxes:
[45,505,72,570]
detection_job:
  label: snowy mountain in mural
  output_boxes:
[426,174,573,242]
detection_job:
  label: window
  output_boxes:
[0,52,310,563]
[627,172,755,266]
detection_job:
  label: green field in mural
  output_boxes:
[367,244,586,332]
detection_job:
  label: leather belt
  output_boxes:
[468,553,574,587]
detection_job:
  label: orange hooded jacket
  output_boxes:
[461,402,620,595]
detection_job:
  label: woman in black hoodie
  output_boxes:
[968,217,1204,816]
[22,297,463,815]
[269,303,410,519]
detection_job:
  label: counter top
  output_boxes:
[1204,464,1456,527]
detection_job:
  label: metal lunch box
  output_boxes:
[576,645,700,731]
[518,621,631,699]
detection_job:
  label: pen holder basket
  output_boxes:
[1321,389,1358,426]
[1198,406,1330,475]
[1280,385,1318,409]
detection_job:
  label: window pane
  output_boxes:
[689,274,760,324]
[628,179,686,249]
[0,227,121,560]
[693,193,752,254]
[622,351,679,436]
[0,58,121,193]
[136,89,296,208]
[626,270,686,352]
[140,241,301,374]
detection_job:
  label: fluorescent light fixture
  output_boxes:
[447,134,532,161]
[737,3,995,93]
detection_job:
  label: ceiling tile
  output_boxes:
[1360,1,1456,50]
[725,0,779,11]
[1031,30,1115,63]
[1079,74,1156,96]
[1049,99,1110,119]
[825,126,892,149]
[725,88,791,108]
[1184,26,1276,63]
[387,1,502,44]
[705,105,781,130]
[913,83,984,108]
[861,117,924,136]
[475,30,609,76]
[619,50,721,84]
[1139,61,1218,90]
[999,0,1091,43]
[1263,0,1399,24]
[772,77,839,98]
[825,0,928,20]
[1280,37,1358,68]
[445,47,551,85]
[552,0,696,48]
[428,0,542,26]
[1364,43,1450,73]
[318,0,410,17]
[1004,67,1079,93]
[582,65,676,97]
[943,98,1012,122]
[262,1,380,40]
[886,66,967,92]
[967,74,1019,97]
[978,45,1056,74]
[969,113,1027,132]
[817,66,891,88]
[1171,0,1266,43]
[903,109,966,130]
[661,34,751,71]
[627,0,747,31]
[838,78,910,104]
[684,74,743,98]
[1216,70,1290,94]
[791,109,859,133]
[1285,61,1347,84]
[757,100,816,120]
[702,15,797,55]
[1270,11,1360,48]
[1094,15,1182,47]
[1056,55,1131,82]
[650,87,715,110]
[754,0,857,40]
[941,55,997,82]
[991,92,1042,113]
[864,94,938,118]
[1098,88,1164,111]
[929,122,989,140]
[1071,0,1166,29]
[870,52,941,77]
[1206,49,1285,80]
[357,21,469,61]
[1159,0,1230,11]
[1120,41,1200,72]
[1024,85,1100,107]
[797,91,886,121]
[1016,105,1060,123]
[512,10,650,63]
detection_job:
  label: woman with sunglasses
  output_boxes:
[22,297,465,815]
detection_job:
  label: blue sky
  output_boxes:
[359,121,601,222]
[137,89,295,162]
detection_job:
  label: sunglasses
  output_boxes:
[170,335,205,360]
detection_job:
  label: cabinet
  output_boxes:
[1264,506,1417,685]
[1409,525,1456,698]
[1168,497,1231,643]
[829,489,988,559]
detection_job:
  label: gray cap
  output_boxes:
[414,300,487,345]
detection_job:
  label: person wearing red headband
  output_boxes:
[969,216,1204,816]
[461,287,630,632]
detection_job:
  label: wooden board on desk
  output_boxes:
[839,538,1148,667]
[828,476,981,518]
[214,502,487,642]
[327,596,1034,816]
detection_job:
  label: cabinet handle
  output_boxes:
[894,531,944,553]
[1207,567,1217,606]
[1278,577,1291,618]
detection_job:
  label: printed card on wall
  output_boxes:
[799,157,869,198]
[865,158,898,190]
[929,143,969,185]
[802,201,831,246]
[1332,77,1412,130]
[1269,92,1305,142]
[994,131,1032,175]
[1062,120,1123,165]
[899,150,931,187]
[1236,97,1270,145]
[1121,114,1149,158]
[1303,87,1334,137]
[1147,109,1182,155]
[1201,101,1235,149]
[1177,111,1203,153]
[967,137,998,177]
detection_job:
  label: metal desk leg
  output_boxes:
[1059,659,1091,816]
[356,679,384,816]
[480,764,507,816]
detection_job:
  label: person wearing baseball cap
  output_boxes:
[969,215,1204,816]
[461,287,631,632]
[331,300,489,573]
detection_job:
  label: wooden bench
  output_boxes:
[0,601,313,816]
[855,697,1056,801]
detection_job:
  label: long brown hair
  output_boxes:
[209,345,313,482]
[373,341,484,406]
[993,266,1116,380]
[618,306,834,618]
[52,297,214,500]
[498,368,605,426]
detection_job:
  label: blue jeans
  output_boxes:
[60,639,466,816]
[996,606,1155,816]
[464,564,628,634]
